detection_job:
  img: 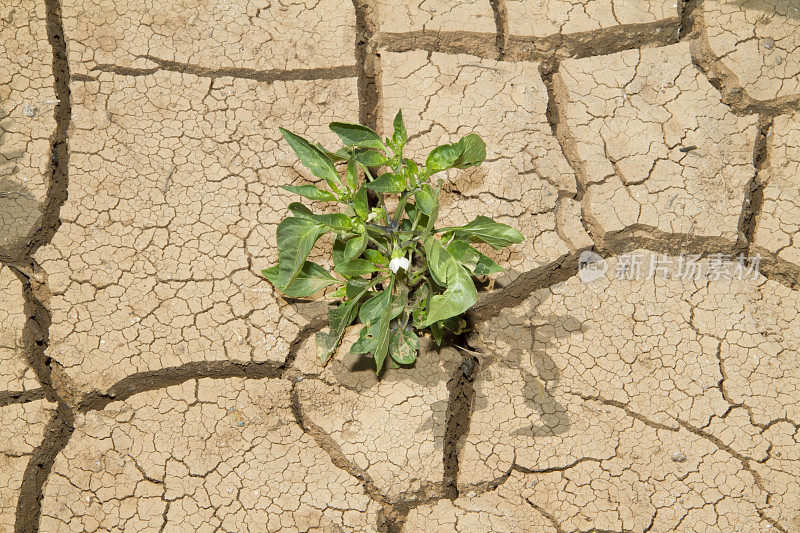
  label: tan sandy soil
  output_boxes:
[1,0,799,530]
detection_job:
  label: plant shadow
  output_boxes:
[474,306,585,439]
[1,104,43,261]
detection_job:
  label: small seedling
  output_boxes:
[263,111,524,373]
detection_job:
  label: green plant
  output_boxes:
[263,111,523,372]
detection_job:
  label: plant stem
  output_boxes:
[361,165,390,219]
[393,191,409,228]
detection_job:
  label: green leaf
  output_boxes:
[373,290,403,374]
[441,316,467,334]
[332,235,346,268]
[315,143,350,162]
[420,236,477,327]
[344,233,368,262]
[414,187,435,215]
[275,217,328,288]
[330,285,347,298]
[426,142,462,173]
[404,203,429,231]
[424,236,458,288]
[330,122,386,151]
[447,240,504,275]
[389,328,418,365]
[280,184,337,202]
[316,279,377,363]
[447,216,524,249]
[280,262,338,297]
[359,287,392,325]
[350,326,376,355]
[452,133,486,169]
[346,277,371,298]
[424,194,439,234]
[261,265,282,287]
[366,172,406,194]
[353,186,369,218]
[423,271,476,328]
[425,133,486,173]
[280,128,341,191]
[363,249,388,265]
[288,202,351,231]
[392,110,407,151]
[335,258,377,278]
[346,158,358,191]
[430,321,444,346]
[355,150,389,167]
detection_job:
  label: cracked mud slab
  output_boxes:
[380,50,590,276]
[0,398,55,529]
[0,266,38,391]
[39,378,380,531]
[295,334,462,500]
[555,42,759,245]
[62,0,357,77]
[34,71,358,396]
[753,112,800,273]
[703,0,800,103]
[464,251,800,530]
[505,0,678,38]
[374,0,496,34]
[0,0,56,259]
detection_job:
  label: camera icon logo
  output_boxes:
[577,250,608,283]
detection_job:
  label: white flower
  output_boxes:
[389,256,410,273]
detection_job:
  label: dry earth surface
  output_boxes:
[1,0,799,531]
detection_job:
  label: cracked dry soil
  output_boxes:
[1,0,799,531]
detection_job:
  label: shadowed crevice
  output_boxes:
[442,348,478,500]
[736,115,772,254]
[689,2,800,116]
[504,18,680,67]
[78,312,328,413]
[489,0,508,59]
[747,249,800,290]
[377,30,499,59]
[85,59,359,84]
[78,361,284,413]
[353,0,381,129]
[469,250,583,323]
[0,388,46,408]
[679,0,701,40]
[10,264,75,533]
[26,0,71,257]
[470,222,798,326]
[377,18,680,69]
[15,404,74,533]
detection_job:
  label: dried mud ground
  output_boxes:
[1,0,800,531]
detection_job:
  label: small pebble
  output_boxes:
[762,38,775,50]
[23,104,38,118]
[672,452,687,463]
